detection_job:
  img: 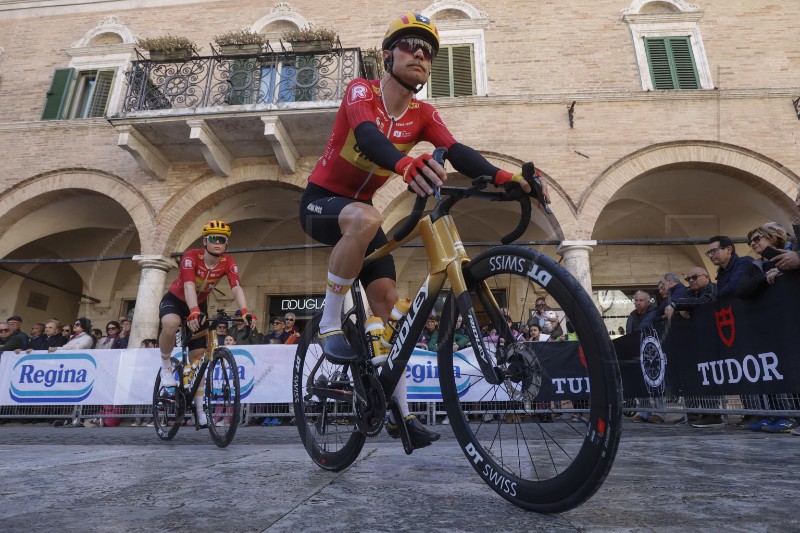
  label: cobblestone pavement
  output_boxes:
[1,420,799,532]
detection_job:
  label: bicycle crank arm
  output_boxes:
[307,386,354,403]
[389,398,414,455]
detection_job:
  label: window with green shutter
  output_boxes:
[42,68,117,120]
[430,44,475,98]
[41,68,75,120]
[644,37,699,90]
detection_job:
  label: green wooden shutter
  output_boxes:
[87,69,115,117]
[645,36,699,90]
[41,68,74,120]
[430,45,475,98]
[430,47,451,98]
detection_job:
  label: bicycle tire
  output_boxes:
[152,357,184,441]
[437,245,622,513]
[206,347,241,448]
[293,312,366,471]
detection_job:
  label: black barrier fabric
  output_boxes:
[613,272,800,397]
[530,341,589,401]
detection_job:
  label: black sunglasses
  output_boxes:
[393,37,435,60]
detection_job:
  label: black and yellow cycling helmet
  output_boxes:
[382,13,439,53]
[201,219,231,238]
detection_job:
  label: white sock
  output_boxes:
[194,396,207,425]
[160,355,172,371]
[319,272,355,334]
[391,377,410,421]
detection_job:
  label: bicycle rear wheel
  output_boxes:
[293,313,366,471]
[206,347,241,448]
[152,358,184,441]
[438,246,622,513]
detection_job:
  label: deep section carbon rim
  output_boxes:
[206,348,241,448]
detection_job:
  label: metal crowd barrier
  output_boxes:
[2,394,798,426]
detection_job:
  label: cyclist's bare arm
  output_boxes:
[183,281,202,332]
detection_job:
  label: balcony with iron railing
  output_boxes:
[109,46,377,179]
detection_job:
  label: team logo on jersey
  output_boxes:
[432,110,447,127]
[183,257,194,268]
[348,81,372,104]
[231,264,239,274]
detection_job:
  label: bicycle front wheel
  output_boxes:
[438,246,622,513]
[293,313,366,471]
[152,357,184,441]
[206,347,241,448]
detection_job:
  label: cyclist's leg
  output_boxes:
[365,276,439,446]
[157,293,185,386]
[188,346,208,427]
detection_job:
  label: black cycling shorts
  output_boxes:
[299,182,396,289]
[159,292,209,351]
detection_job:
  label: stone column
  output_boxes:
[129,255,176,349]
[556,240,597,297]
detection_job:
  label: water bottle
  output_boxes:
[365,316,388,365]
[183,364,192,389]
[380,298,412,351]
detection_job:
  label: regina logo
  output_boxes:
[715,306,735,347]
[10,353,96,403]
[217,349,255,399]
[407,349,470,400]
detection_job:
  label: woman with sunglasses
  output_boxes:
[49,317,94,352]
[95,321,122,349]
[155,220,257,427]
[747,223,789,285]
[298,13,552,448]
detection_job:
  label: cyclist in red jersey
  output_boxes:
[299,13,550,446]
[156,220,256,428]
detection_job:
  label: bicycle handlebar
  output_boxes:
[391,147,555,245]
[181,309,250,348]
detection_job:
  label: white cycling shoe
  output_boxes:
[159,368,178,388]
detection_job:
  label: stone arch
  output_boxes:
[621,0,699,15]
[0,168,154,257]
[252,3,311,34]
[155,163,306,252]
[71,16,136,47]
[422,0,488,21]
[579,141,800,238]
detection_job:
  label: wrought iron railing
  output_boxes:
[118,47,369,115]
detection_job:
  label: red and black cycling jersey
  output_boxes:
[308,78,457,201]
[167,248,241,304]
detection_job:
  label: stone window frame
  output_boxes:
[420,0,489,99]
[622,0,714,91]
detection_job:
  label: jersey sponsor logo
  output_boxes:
[231,264,239,274]
[432,110,446,127]
[348,81,372,104]
[306,203,323,214]
[393,130,411,139]
[183,257,194,269]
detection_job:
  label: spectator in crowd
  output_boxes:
[61,324,72,338]
[223,335,237,346]
[654,273,688,321]
[541,310,564,339]
[626,290,656,333]
[141,338,158,348]
[528,296,550,329]
[417,314,440,349]
[748,223,790,285]
[7,315,28,349]
[283,312,301,345]
[504,315,524,341]
[50,317,94,351]
[96,321,121,349]
[617,326,625,335]
[39,320,68,351]
[482,325,499,343]
[27,323,47,351]
[706,235,764,299]
[231,309,261,345]
[90,328,103,347]
[116,318,132,349]
[263,317,289,344]
[0,321,25,353]
[664,267,717,321]
[215,322,229,346]
[452,315,471,349]
[528,323,550,342]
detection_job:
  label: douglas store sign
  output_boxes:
[270,294,325,317]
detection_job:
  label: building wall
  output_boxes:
[0,0,797,328]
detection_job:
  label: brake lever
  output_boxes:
[521,162,553,215]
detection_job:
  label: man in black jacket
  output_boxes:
[706,236,764,298]
[664,267,717,320]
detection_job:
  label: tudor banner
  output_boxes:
[613,272,800,397]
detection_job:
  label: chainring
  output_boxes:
[354,373,386,437]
